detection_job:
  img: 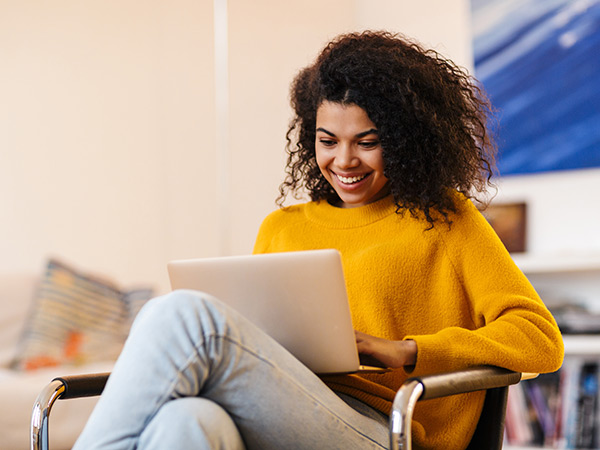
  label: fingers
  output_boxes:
[354,330,368,341]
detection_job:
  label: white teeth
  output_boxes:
[336,174,366,184]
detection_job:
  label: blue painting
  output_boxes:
[471,0,600,176]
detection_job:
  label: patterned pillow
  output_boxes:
[12,259,153,371]
[124,287,156,327]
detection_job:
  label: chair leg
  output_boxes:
[31,379,65,450]
[466,386,509,450]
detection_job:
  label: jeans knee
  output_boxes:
[132,289,228,336]
[140,398,244,450]
[162,397,231,426]
[138,290,219,319]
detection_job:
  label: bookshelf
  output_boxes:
[511,253,600,274]
[563,335,600,357]
[505,253,600,450]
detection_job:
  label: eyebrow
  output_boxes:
[316,127,379,138]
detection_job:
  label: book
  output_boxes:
[574,362,598,449]
[504,357,600,449]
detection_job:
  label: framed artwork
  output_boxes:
[471,0,600,176]
[481,202,527,253]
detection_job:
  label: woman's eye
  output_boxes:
[359,141,379,148]
[319,139,336,147]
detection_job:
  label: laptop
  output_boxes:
[167,249,387,374]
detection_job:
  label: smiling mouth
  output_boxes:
[336,173,368,184]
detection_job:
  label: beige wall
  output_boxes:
[2,0,597,293]
[355,0,474,70]
[2,0,474,293]
[226,0,355,256]
[0,0,217,292]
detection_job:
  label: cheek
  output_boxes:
[368,152,386,175]
[315,151,330,174]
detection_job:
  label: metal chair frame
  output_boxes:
[31,366,533,450]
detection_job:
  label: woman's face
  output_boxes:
[315,101,389,208]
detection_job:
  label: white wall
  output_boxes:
[0,0,217,292]
[0,0,355,293]
[355,0,474,71]
[226,0,355,255]
[493,168,600,256]
[1,0,598,294]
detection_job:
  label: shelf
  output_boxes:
[504,446,545,450]
[511,253,600,274]
[563,334,600,356]
[500,254,599,450]
[505,446,599,450]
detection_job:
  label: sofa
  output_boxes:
[0,262,153,450]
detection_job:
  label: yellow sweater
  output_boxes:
[253,193,563,450]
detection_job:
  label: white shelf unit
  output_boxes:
[505,447,547,450]
[511,253,600,274]
[505,253,600,450]
[512,253,600,314]
[563,334,600,356]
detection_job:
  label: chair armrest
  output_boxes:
[32,367,535,450]
[389,365,531,450]
[52,373,110,399]
[31,373,110,450]
[407,365,523,400]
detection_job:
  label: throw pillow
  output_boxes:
[12,259,153,371]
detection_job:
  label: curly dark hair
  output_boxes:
[278,30,497,226]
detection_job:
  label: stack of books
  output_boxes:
[505,359,599,449]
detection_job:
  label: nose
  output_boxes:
[335,143,359,169]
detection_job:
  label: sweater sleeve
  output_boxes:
[406,198,564,376]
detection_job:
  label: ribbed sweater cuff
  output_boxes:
[406,334,462,376]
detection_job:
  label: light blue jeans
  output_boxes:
[73,290,389,449]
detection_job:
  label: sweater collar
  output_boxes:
[304,195,398,229]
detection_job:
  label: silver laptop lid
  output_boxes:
[167,249,360,374]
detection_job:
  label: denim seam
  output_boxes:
[174,332,387,449]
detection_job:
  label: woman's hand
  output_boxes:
[355,330,417,369]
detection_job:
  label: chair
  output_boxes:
[31,365,536,450]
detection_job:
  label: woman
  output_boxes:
[74,31,563,450]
